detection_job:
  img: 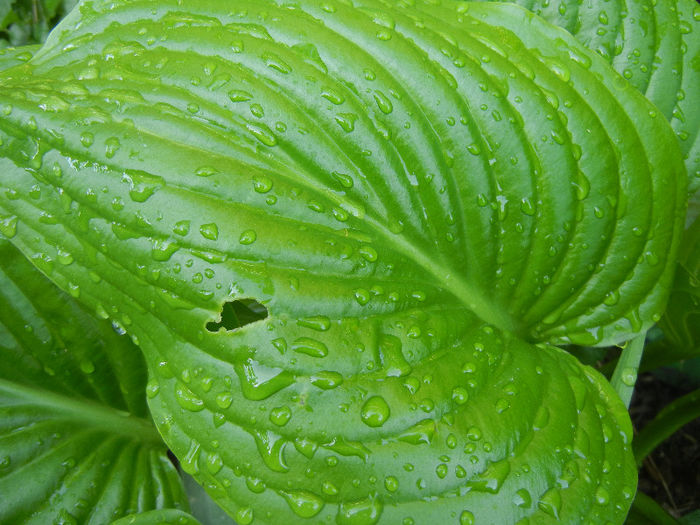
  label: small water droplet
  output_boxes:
[239,230,257,245]
[200,223,219,241]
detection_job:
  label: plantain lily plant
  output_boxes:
[0,0,698,524]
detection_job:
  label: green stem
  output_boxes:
[610,332,647,408]
[0,378,162,444]
[628,491,679,525]
[634,387,700,466]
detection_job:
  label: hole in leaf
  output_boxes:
[206,298,268,332]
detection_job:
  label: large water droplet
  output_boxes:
[279,490,324,518]
[292,337,328,358]
[361,396,390,427]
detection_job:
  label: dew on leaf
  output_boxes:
[239,230,257,245]
[310,370,344,389]
[460,511,475,525]
[292,337,328,358]
[175,383,205,412]
[236,507,254,525]
[0,215,18,238]
[199,222,219,240]
[279,490,324,518]
[361,396,390,427]
[253,429,289,472]
[270,405,292,426]
[337,494,383,525]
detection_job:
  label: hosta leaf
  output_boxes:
[475,0,700,193]
[0,240,188,523]
[0,0,686,523]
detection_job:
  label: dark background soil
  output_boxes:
[630,372,700,519]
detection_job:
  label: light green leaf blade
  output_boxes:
[475,0,700,192]
[0,240,188,523]
[0,0,686,523]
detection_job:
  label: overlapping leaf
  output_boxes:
[0,0,687,523]
[474,0,700,193]
[0,240,188,523]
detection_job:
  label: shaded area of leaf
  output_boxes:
[0,240,188,523]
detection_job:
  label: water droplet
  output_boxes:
[384,476,399,492]
[514,488,532,508]
[270,405,292,426]
[253,175,273,193]
[151,239,180,261]
[246,122,277,146]
[460,511,474,525]
[175,383,205,412]
[236,507,254,525]
[206,452,223,474]
[200,223,219,240]
[239,230,257,245]
[452,387,469,405]
[311,370,343,389]
[216,392,233,409]
[195,166,218,177]
[322,88,345,105]
[253,429,289,472]
[122,169,164,202]
[520,198,536,216]
[621,367,637,386]
[263,52,292,74]
[373,91,393,114]
[298,315,331,331]
[595,486,610,505]
[359,245,378,262]
[361,396,390,427]
[335,113,357,133]
[146,379,160,398]
[292,337,328,358]
[234,358,295,400]
[337,494,383,525]
[104,137,120,158]
[181,440,201,475]
[279,490,324,518]
[0,215,18,238]
[354,288,371,305]
[229,89,253,102]
[80,132,94,147]
[398,419,435,444]
[538,488,562,519]
[79,359,95,374]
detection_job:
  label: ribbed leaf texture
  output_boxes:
[0,240,188,523]
[477,0,700,193]
[0,0,688,523]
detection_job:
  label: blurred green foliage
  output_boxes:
[0,0,77,46]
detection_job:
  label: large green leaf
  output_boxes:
[0,0,687,523]
[475,0,700,193]
[0,240,189,523]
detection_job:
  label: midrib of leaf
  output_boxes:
[0,377,161,443]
